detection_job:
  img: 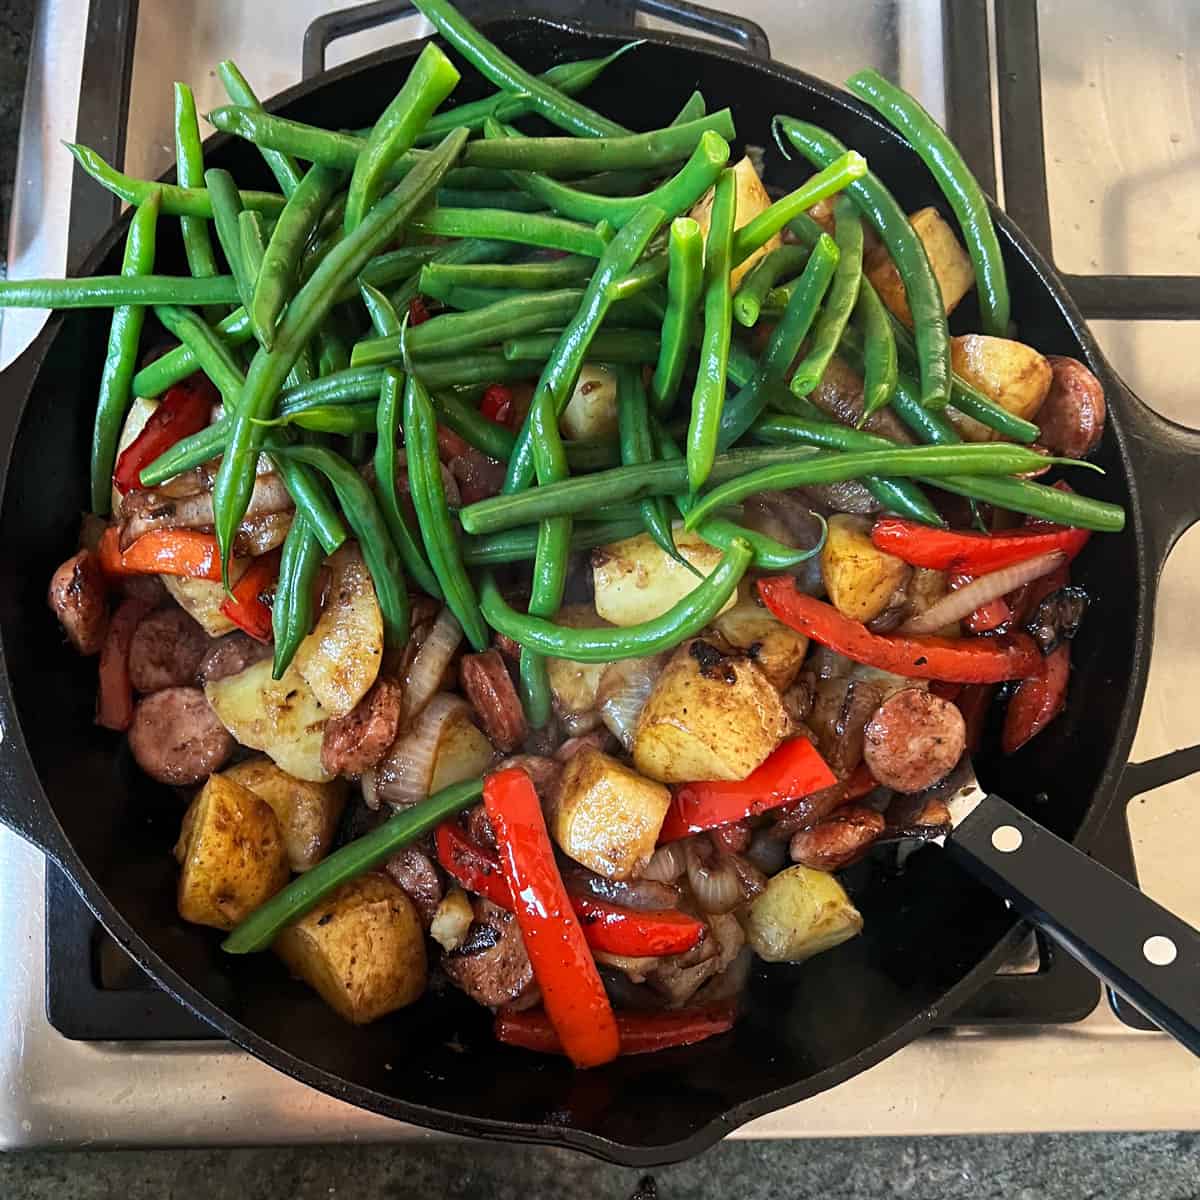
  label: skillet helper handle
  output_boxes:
[944,794,1200,1056]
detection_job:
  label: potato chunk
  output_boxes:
[947,334,1053,441]
[746,865,863,963]
[710,594,810,691]
[559,363,618,441]
[163,567,248,638]
[545,604,613,718]
[206,659,331,782]
[549,747,671,879]
[690,156,781,287]
[274,874,427,1024]
[294,543,383,718]
[221,758,346,872]
[593,529,736,628]
[174,775,289,931]
[821,514,911,623]
[633,640,789,783]
[865,206,974,325]
[429,707,495,792]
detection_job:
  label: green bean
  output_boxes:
[846,68,1009,337]
[277,444,409,645]
[0,274,241,309]
[407,208,612,257]
[204,168,253,312]
[408,352,540,391]
[502,128,730,228]
[271,516,322,679]
[172,84,220,300]
[217,59,302,197]
[732,244,809,328]
[435,187,545,212]
[252,163,344,349]
[66,144,285,219]
[774,117,950,410]
[791,196,863,397]
[132,308,253,397]
[462,111,734,175]
[260,402,375,434]
[685,169,736,493]
[386,237,514,311]
[316,324,350,378]
[403,367,488,650]
[855,279,898,420]
[345,43,460,233]
[263,432,349,557]
[212,128,468,577]
[434,390,514,460]
[420,255,594,294]
[684,443,1080,529]
[237,210,269,318]
[502,329,659,364]
[413,0,628,137]
[415,44,641,146]
[279,366,388,415]
[649,217,703,416]
[463,517,645,566]
[480,538,753,664]
[91,191,161,514]
[151,303,245,405]
[502,205,667,494]
[223,776,485,953]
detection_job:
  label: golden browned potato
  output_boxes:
[221,758,347,872]
[865,206,974,326]
[559,363,618,441]
[163,567,249,638]
[274,874,427,1024]
[710,592,810,691]
[428,706,494,792]
[633,640,789,783]
[690,156,781,287]
[549,747,672,879]
[821,514,912,624]
[546,604,614,719]
[174,774,289,931]
[746,865,863,963]
[294,543,383,718]
[947,335,1054,442]
[593,528,736,628]
[205,659,332,782]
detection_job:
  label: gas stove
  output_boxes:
[2,0,1199,1148]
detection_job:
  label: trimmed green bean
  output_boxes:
[132,307,251,397]
[223,777,485,953]
[409,353,541,391]
[151,303,245,404]
[463,517,645,566]
[386,237,514,311]
[732,244,809,328]
[502,329,659,364]
[407,207,611,257]
[420,256,593,293]
[650,216,703,415]
[172,84,220,295]
[479,538,753,664]
[91,190,161,514]
[435,187,545,212]
[434,390,514,460]
[617,363,682,563]
[0,275,241,309]
[218,60,303,197]
[237,209,268,317]
[775,116,950,409]
[263,433,349,557]
[271,515,321,679]
[855,278,898,420]
[205,168,253,312]
[260,403,375,434]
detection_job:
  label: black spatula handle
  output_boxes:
[944,794,1200,1055]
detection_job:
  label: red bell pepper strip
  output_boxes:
[219,549,279,642]
[436,822,704,957]
[480,383,516,427]
[99,526,223,582]
[954,683,997,754]
[96,595,155,731]
[658,738,836,843]
[948,573,1013,634]
[758,578,1042,684]
[483,768,619,1068]
[870,517,1090,574]
[112,375,216,495]
[1002,645,1070,753]
[408,296,432,326]
[495,1001,737,1057]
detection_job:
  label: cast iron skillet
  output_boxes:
[0,17,1197,1167]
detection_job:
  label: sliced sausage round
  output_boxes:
[48,550,108,655]
[789,806,885,871]
[442,898,533,1008]
[458,650,527,753]
[320,676,404,777]
[1036,356,1106,459]
[128,686,234,785]
[862,688,966,793]
[197,633,272,686]
[128,607,211,693]
[384,845,443,926]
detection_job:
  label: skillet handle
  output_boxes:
[944,794,1200,1056]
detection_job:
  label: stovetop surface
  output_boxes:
[2,0,1199,1148]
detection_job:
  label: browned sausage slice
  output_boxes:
[320,676,404,777]
[459,650,528,752]
[442,898,534,1007]
[197,633,272,686]
[1036,356,1106,458]
[862,688,966,793]
[384,845,443,926]
[128,607,211,693]
[789,806,885,870]
[47,550,109,655]
[128,687,235,785]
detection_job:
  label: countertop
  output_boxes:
[2,1,1199,1195]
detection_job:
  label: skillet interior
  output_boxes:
[0,18,1147,1163]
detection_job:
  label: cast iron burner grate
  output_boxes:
[44,0,1200,1042]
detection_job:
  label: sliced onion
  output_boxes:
[685,841,743,914]
[597,656,662,751]
[900,551,1066,635]
[402,607,463,724]
[641,842,687,884]
[377,693,470,807]
[360,767,380,811]
[560,861,680,911]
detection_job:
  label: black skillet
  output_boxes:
[0,16,1198,1167]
